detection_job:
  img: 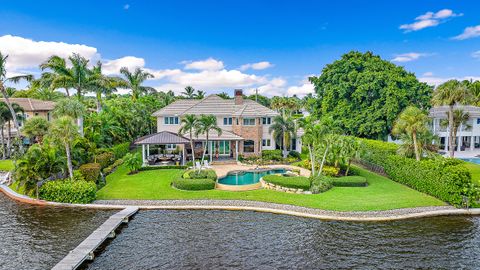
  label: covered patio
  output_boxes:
[185,129,244,163]
[134,131,190,166]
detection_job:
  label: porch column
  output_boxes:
[142,144,146,166]
[444,136,448,151]
[458,136,462,152]
[471,136,475,151]
[235,141,239,161]
[182,145,186,165]
[209,141,213,162]
[147,144,150,157]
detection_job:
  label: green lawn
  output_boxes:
[97,164,444,211]
[463,162,480,185]
[0,159,14,171]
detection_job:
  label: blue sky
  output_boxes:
[1,0,479,96]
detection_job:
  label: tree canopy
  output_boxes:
[309,51,432,140]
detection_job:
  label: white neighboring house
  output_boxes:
[430,105,480,153]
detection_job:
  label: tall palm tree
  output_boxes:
[53,98,87,137]
[196,114,222,165]
[195,90,206,99]
[440,109,470,153]
[119,67,155,101]
[392,106,429,161]
[50,116,79,179]
[432,80,470,157]
[88,62,127,112]
[178,114,199,165]
[181,86,196,99]
[0,52,33,152]
[21,117,51,144]
[269,115,296,158]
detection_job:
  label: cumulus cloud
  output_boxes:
[400,9,462,32]
[286,81,314,96]
[453,25,480,40]
[0,35,98,71]
[182,58,224,71]
[472,51,480,59]
[240,61,274,71]
[391,52,428,63]
[419,75,480,86]
[423,71,434,77]
[102,56,145,75]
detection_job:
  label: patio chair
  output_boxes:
[195,161,202,170]
[204,160,212,169]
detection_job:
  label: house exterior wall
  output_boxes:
[156,116,182,133]
[232,117,262,157]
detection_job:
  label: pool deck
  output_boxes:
[212,163,311,179]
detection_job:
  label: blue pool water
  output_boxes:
[460,158,480,164]
[218,168,286,185]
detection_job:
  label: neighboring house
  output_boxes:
[148,89,302,163]
[430,105,480,152]
[0,98,56,138]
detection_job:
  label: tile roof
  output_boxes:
[134,131,190,145]
[152,94,278,117]
[0,98,56,111]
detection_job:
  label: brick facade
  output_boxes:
[232,117,263,157]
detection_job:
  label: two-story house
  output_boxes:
[148,89,302,163]
[430,105,480,153]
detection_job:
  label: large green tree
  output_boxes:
[309,51,432,140]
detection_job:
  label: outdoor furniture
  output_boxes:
[195,161,202,170]
[204,160,212,169]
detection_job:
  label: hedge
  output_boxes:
[358,138,398,168]
[309,175,333,194]
[112,142,130,159]
[79,163,101,182]
[331,176,367,187]
[263,174,310,190]
[138,165,188,171]
[39,180,96,204]
[96,152,114,168]
[183,169,217,180]
[102,159,124,175]
[262,150,283,161]
[172,178,216,190]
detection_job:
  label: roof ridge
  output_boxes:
[182,95,213,115]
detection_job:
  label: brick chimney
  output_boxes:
[234,89,243,105]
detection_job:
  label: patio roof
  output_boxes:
[134,131,190,145]
[185,129,244,141]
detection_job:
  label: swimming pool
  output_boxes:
[460,158,480,164]
[218,168,286,186]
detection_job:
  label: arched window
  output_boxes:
[243,140,254,153]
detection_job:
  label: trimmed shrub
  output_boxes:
[112,142,130,159]
[102,159,124,175]
[383,155,477,206]
[309,175,333,194]
[79,163,101,182]
[72,170,86,181]
[263,174,310,190]
[138,165,188,171]
[95,152,114,169]
[183,169,217,180]
[39,180,96,204]
[172,178,215,190]
[331,176,367,187]
[322,166,339,177]
[288,151,301,160]
[358,138,398,168]
[262,150,283,161]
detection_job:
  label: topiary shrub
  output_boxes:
[172,177,216,190]
[39,180,96,204]
[183,169,217,180]
[262,150,283,161]
[79,163,101,182]
[331,176,367,187]
[95,152,114,169]
[112,142,130,159]
[263,174,310,190]
[309,175,333,194]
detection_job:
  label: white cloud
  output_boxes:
[244,78,287,96]
[102,56,145,75]
[123,4,130,10]
[0,35,98,71]
[453,25,480,40]
[400,9,462,32]
[419,75,480,86]
[240,61,274,71]
[423,71,434,76]
[472,51,480,59]
[286,81,314,97]
[391,52,428,63]
[183,58,224,71]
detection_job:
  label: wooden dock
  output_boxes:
[52,206,139,270]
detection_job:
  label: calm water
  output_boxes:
[87,210,480,270]
[218,168,286,185]
[461,158,480,165]
[0,193,112,270]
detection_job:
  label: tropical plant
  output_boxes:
[49,116,79,179]
[21,117,51,144]
[392,106,430,161]
[88,62,127,112]
[269,115,296,158]
[119,67,155,101]
[181,86,196,99]
[178,114,199,166]
[195,90,206,99]
[217,92,231,99]
[195,114,222,166]
[0,52,33,151]
[53,98,87,137]
[432,80,470,157]
[123,152,142,173]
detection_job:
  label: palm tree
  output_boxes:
[3,103,23,158]
[392,106,430,161]
[440,109,470,153]
[21,117,51,144]
[195,90,206,99]
[181,86,196,99]
[50,116,79,179]
[178,114,198,165]
[88,62,126,112]
[0,52,33,152]
[217,92,230,99]
[269,115,296,158]
[432,80,470,157]
[195,114,222,165]
[119,67,155,101]
[53,98,87,137]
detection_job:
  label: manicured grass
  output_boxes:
[0,159,14,171]
[463,162,480,185]
[263,174,310,189]
[97,164,444,211]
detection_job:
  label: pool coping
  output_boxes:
[2,183,480,222]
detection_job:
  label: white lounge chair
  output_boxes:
[195,161,202,170]
[204,160,212,169]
